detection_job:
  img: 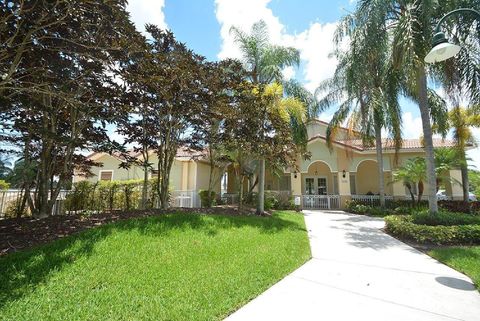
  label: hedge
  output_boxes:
[385,215,480,245]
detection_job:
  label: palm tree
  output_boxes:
[393,157,426,206]
[335,0,477,213]
[434,147,464,191]
[448,107,480,201]
[317,26,402,208]
[230,20,301,214]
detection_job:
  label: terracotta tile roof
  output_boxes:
[86,147,207,161]
[343,138,458,150]
[309,135,459,151]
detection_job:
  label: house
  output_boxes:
[73,147,222,207]
[75,120,468,210]
[225,120,468,209]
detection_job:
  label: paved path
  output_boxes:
[226,210,480,321]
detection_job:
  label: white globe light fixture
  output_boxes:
[425,8,480,64]
[425,32,461,63]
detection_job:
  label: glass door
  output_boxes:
[317,178,327,195]
[305,178,315,195]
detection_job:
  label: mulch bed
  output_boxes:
[0,206,263,257]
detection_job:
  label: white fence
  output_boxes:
[170,190,200,208]
[0,189,71,218]
[302,195,340,209]
[351,195,394,207]
[221,193,239,205]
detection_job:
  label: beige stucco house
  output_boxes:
[226,120,466,209]
[75,120,466,210]
[73,148,222,207]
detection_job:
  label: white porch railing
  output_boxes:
[170,190,200,208]
[302,195,340,209]
[351,195,394,207]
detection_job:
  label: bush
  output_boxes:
[199,190,216,208]
[0,180,9,190]
[385,215,480,245]
[411,210,480,226]
[438,200,480,214]
[345,200,396,217]
[264,193,278,211]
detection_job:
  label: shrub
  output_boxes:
[385,215,480,245]
[0,180,9,190]
[412,210,480,226]
[264,193,278,211]
[199,190,216,208]
[438,200,480,214]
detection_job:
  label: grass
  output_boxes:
[429,246,480,289]
[0,211,311,321]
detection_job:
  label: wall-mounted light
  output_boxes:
[294,172,297,179]
[342,170,346,178]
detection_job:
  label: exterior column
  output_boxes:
[181,161,189,190]
[291,172,302,208]
[338,171,351,209]
[449,169,463,200]
[392,171,405,201]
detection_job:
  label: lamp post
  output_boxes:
[425,8,480,63]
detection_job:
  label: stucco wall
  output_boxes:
[74,154,144,183]
[301,140,338,172]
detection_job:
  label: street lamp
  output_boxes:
[425,8,480,63]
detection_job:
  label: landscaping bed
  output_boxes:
[0,211,310,320]
[385,211,480,245]
[0,206,260,256]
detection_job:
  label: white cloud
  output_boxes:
[127,0,167,35]
[215,0,284,60]
[290,22,338,92]
[215,0,337,92]
[401,112,423,139]
[281,66,295,81]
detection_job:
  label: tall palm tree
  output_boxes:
[317,22,402,208]
[230,20,300,214]
[335,0,477,213]
[448,107,480,201]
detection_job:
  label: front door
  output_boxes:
[317,177,327,195]
[304,176,328,195]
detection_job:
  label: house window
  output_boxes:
[333,174,338,195]
[99,170,113,181]
[317,178,327,195]
[279,175,291,191]
[349,174,356,195]
[305,178,315,195]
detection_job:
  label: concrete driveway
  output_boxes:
[225,210,480,321]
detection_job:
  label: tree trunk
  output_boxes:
[416,66,438,213]
[238,176,244,211]
[256,159,265,215]
[248,175,258,194]
[406,184,415,207]
[141,166,149,209]
[374,125,386,208]
[460,152,469,202]
[417,181,424,205]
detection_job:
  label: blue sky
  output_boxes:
[125,0,480,167]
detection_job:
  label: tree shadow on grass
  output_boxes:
[0,212,305,310]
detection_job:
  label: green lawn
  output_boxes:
[429,246,480,289]
[0,211,310,321]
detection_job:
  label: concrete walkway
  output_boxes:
[226,210,480,321]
